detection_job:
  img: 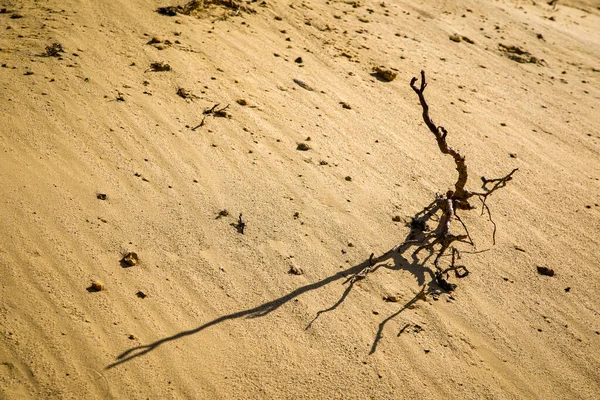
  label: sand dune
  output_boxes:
[1,0,599,398]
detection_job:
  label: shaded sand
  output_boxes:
[1,0,599,398]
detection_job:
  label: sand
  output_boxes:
[0,0,599,398]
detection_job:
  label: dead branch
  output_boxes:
[410,70,471,206]
[203,103,231,118]
[191,116,206,131]
[347,70,517,291]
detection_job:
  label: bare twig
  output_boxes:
[203,103,230,118]
[204,104,220,115]
[237,213,246,234]
[191,116,206,131]
[410,70,471,206]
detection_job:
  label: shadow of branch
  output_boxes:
[106,256,375,370]
[107,203,443,370]
[369,285,428,355]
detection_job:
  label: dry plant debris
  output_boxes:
[176,87,197,100]
[42,42,65,57]
[293,78,314,91]
[203,103,230,118]
[350,71,517,291]
[235,213,246,234]
[499,43,544,65]
[157,0,255,17]
[149,62,172,72]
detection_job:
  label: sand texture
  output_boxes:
[1,0,599,398]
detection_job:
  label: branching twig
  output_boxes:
[204,103,220,115]
[191,116,206,131]
[380,70,516,290]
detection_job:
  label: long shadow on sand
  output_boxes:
[107,205,445,370]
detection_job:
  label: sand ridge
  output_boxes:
[0,0,599,398]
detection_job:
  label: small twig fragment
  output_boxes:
[237,213,246,234]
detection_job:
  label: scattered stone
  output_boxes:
[121,252,139,267]
[293,212,300,219]
[373,66,397,82]
[147,36,163,44]
[424,349,430,354]
[88,281,104,292]
[449,34,474,44]
[236,99,248,106]
[295,57,303,63]
[319,160,328,166]
[509,153,517,158]
[96,193,107,200]
[297,142,311,151]
[289,265,304,275]
[392,215,402,222]
[128,334,137,340]
[537,265,555,277]
[449,33,462,42]
[136,291,147,299]
[564,287,571,292]
[216,209,229,219]
[384,294,401,302]
[345,176,352,181]
[372,310,379,315]
[176,87,196,100]
[10,13,23,19]
[340,101,352,109]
